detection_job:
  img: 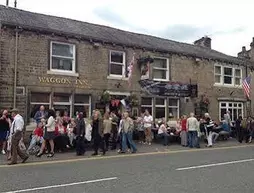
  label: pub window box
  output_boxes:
[214,65,242,87]
[152,57,170,82]
[49,41,77,75]
[108,50,126,79]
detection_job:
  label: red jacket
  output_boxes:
[34,127,43,137]
[181,119,187,131]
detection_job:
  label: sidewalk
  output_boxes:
[0,139,246,165]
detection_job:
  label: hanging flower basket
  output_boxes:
[127,94,139,107]
[100,91,111,104]
[137,56,154,67]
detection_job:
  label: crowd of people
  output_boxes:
[0,105,254,165]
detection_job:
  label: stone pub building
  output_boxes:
[0,5,253,127]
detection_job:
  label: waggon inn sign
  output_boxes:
[38,76,91,88]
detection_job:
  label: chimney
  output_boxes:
[6,0,9,7]
[194,36,211,49]
[250,37,254,48]
[238,46,250,58]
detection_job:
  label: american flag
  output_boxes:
[127,54,135,87]
[242,75,251,99]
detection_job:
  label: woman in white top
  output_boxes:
[37,109,56,158]
[143,109,153,145]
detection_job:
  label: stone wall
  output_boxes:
[0,28,249,123]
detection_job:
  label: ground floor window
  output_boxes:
[74,94,91,118]
[219,101,243,121]
[141,97,153,117]
[29,92,91,123]
[141,97,179,119]
[168,98,179,118]
[53,93,72,116]
[30,93,50,121]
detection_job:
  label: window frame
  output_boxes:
[108,50,126,78]
[74,95,92,118]
[214,64,242,87]
[168,98,180,119]
[141,97,153,117]
[155,98,166,119]
[152,57,170,82]
[219,101,243,122]
[50,41,76,74]
[53,93,72,116]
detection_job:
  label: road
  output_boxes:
[1,145,254,193]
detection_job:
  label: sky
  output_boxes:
[1,0,254,56]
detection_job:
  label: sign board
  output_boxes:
[139,79,197,97]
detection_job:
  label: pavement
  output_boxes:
[1,139,254,193]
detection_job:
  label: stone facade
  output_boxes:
[0,27,251,125]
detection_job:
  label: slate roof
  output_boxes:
[0,5,246,65]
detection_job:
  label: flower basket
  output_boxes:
[100,91,111,104]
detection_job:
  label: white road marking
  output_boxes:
[2,177,118,193]
[176,158,254,171]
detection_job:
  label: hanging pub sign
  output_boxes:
[137,56,154,80]
[139,79,198,97]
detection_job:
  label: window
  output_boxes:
[141,97,153,116]
[53,93,72,116]
[30,93,51,122]
[152,58,169,81]
[50,42,76,73]
[214,65,242,86]
[74,94,91,118]
[109,51,126,77]
[168,99,179,118]
[219,102,243,121]
[155,98,166,119]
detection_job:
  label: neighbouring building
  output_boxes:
[0,5,253,128]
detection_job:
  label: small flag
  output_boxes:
[242,75,251,99]
[127,54,135,87]
[120,99,126,107]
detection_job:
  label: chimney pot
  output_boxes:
[242,46,246,51]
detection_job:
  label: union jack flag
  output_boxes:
[127,54,135,87]
[242,75,251,99]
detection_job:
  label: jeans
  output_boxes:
[27,135,43,152]
[188,131,198,148]
[157,133,169,146]
[122,132,137,152]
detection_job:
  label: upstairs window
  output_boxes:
[109,51,126,77]
[152,58,169,81]
[214,65,242,86]
[50,42,76,73]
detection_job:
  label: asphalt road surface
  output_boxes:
[1,145,254,193]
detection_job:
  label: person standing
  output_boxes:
[0,110,11,155]
[186,113,199,148]
[157,118,169,146]
[120,111,137,153]
[34,105,47,125]
[8,109,29,165]
[75,113,86,156]
[103,112,112,151]
[204,113,215,147]
[36,109,56,158]
[180,115,188,147]
[91,110,105,156]
[143,109,153,145]
[236,116,243,143]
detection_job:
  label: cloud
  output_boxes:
[154,25,209,41]
[93,6,128,27]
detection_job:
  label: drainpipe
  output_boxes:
[13,27,18,108]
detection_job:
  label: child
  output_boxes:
[67,118,76,147]
[27,121,44,154]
